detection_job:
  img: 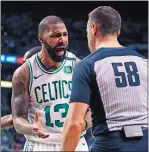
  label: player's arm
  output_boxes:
[83,108,92,130]
[11,63,33,135]
[11,63,48,138]
[62,62,91,151]
[1,114,13,130]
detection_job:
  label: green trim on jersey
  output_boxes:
[35,52,67,74]
[25,140,29,152]
[26,60,33,92]
[72,54,76,68]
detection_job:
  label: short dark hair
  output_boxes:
[38,15,64,34]
[88,6,121,36]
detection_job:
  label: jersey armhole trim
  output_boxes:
[24,139,29,152]
[72,54,76,68]
[26,60,33,93]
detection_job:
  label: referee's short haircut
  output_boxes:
[88,6,121,36]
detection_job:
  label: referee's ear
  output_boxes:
[117,30,120,37]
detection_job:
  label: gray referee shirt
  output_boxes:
[70,47,147,136]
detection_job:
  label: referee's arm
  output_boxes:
[62,62,91,151]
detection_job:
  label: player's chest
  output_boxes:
[31,74,72,105]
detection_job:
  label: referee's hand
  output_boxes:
[33,112,49,139]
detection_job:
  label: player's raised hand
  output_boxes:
[33,112,49,139]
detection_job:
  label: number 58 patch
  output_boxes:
[112,62,140,88]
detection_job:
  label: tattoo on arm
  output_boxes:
[11,64,33,135]
[12,63,29,119]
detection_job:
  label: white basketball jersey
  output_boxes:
[25,51,77,144]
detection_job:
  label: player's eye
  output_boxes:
[63,33,68,37]
[51,34,60,38]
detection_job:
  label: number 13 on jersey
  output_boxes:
[44,103,69,127]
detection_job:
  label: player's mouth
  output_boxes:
[55,47,65,56]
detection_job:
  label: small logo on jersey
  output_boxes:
[34,74,44,79]
[64,66,72,74]
[29,144,34,151]
[82,142,86,146]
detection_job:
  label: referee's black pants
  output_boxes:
[91,129,148,152]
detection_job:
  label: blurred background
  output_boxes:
[1,1,148,151]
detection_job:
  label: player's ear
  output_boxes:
[38,33,44,43]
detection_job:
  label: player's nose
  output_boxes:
[58,35,67,44]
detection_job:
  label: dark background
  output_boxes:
[1,1,148,56]
[1,1,148,151]
[1,1,148,21]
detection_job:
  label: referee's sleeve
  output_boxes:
[70,62,91,105]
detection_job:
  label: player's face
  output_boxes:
[87,19,95,52]
[42,23,68,57]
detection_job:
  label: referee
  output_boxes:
[62,6,147,152]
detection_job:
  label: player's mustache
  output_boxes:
[55,43,67,48]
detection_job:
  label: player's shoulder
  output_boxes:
[26,53,37,63]
[66,51,76,58]
[12,62,29,83]
[64,50,76,61]
[65,50,81,63]
[14,62,28,75]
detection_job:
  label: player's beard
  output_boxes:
[43,41,68,62]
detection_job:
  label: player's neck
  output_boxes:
[39,50,62,71]
[95,35,123,51]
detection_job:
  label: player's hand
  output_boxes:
[83,109,92,130]
[32,112,49,139]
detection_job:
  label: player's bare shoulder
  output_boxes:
[11,62,30,119]
[12,62,29,94]
[76,57,81,63]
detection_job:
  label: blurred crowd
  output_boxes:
[1,12,148,56]
[1,13,39,55]
[1,12,148,151]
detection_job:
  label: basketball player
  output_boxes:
[62,6,147,152]
[1,46,41,130]
[11,16,90,151]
